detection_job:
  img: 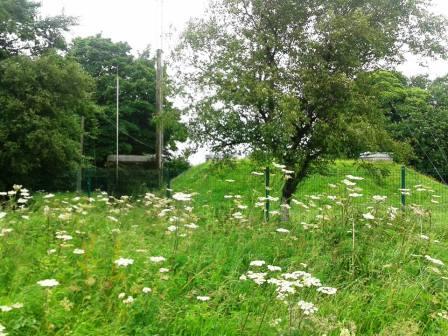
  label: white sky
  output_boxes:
[40,0,448,164]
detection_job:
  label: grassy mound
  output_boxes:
[0,161,446,335]
[173,159,447,218]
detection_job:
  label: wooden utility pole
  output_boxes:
[76,116,85,193]
[155,49,164,187]
[116,67,120,183]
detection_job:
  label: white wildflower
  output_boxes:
[346,175,364,181]
[159,268,170,273]
[73,248,85,255]
[276,228,290,234]
[362,213,375,220]
[267,265,282,272]
[167,225,177,232]
[298,300,318,315]
[142,287,152,294]
[172,192,193,202]
[150,256,166,263]
[37,279,59,287]
[425,255,444,266]
[114,257,134,267]
[123,296,134,304]
[317,287,337,295]
[250,260,266,267]
[196,296,211,302]
[373,195,387,202]
[342,179,356,186]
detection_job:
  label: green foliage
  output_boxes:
[176,0,448,201]
[0,161,447,335]
[358,70,448,182]
[0,0,75,59]
[0,53,98,190]
[69,36,187,166]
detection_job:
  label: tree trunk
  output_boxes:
[280,160,311,221]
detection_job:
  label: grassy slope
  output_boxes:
[0,160,447,335]
[173,159,447,218]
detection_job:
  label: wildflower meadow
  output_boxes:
[0,160,447,335]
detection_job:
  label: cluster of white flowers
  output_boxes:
[0,228,13,237]
[240,262,337,308]
[298,300,318,315]
[150,256,166,263]
[0,185,32,209]
[55,231,73,241]
[114,257,134,267]
[437,310,448,320]
[172,192,193,202]
[276,228,290,234]
[196,296,211,302]
[373,195,387,202]
[37,279,59,288]
[0,323,7,336]
[425,255,444,267]
[0,303,23,312]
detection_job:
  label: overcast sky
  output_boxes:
[40,0,448,78]
[40,0,448,164]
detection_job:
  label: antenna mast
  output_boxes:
[155,0,164,187]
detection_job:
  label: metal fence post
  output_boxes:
[401,165,406,208]
[166,167,172,199]
[265,166,270,222]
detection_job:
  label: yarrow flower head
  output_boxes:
[276,228,290,233]
[149,256,166,263]
[114,257,134,267]
[37,279,59,288]
[122,296,134,304]
[425,255,444,266]
[196,296,211,302]
[298,300,318,315]
[267,265,282,272]
[317,286,337,295]
[362,213,375,220]
[250,260,266,267]
[172,192,193,202]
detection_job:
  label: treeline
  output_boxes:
[341,70,448,182]
[0,0,187,191]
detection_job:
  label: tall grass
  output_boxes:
[0,162,446,335]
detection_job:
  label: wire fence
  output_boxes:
[80,165,183,196]
[167,161,448,223]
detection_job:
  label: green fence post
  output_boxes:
[87,169,92,198]
[265,166,270,222]
[166,167,172,199]
[401,165,406,208]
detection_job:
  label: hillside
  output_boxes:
[173,159,447,218]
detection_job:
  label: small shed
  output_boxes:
[106,155,157,168]
[360,152,393,162]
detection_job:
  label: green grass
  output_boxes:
[0,160,447,335]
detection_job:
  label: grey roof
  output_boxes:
[359,152,393,160]
[107,155,156,163]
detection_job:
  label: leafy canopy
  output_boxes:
[0,0,75,59]
[177,0,448,200]
[0,53,97,190]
